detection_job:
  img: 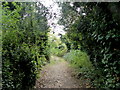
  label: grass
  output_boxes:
[63,49,94,87]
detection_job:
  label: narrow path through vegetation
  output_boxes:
[35,56,88,88]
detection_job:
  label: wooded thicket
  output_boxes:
[1,1,120,89]
[60,2,120,88]
[2,2,49,89]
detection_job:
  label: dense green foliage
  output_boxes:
[64,50,95,87]
[2,2,49,89]
[64,50,92,69]
[1,1,120,89]
[48,32,67,57]
[60,2,120,88]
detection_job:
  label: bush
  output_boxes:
[63,50,106,88]
[61,2,120,88]
[64,50,94,81]
[64,50,93,69]
[2,30,48,89]
[2,2,49,89]
[53,43,67,57]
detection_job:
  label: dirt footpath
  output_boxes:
[35,56,87,88]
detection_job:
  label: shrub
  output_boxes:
[64,50,93,69]
[2,2,49,89]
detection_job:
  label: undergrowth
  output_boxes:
[63,50,104,88]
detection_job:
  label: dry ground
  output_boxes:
[35,56,89,88]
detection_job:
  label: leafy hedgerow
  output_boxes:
[2,2,49,89]
[60,2,120,88]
